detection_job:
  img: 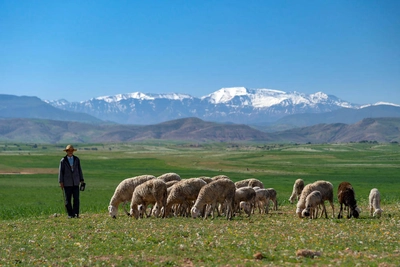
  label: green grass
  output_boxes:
[0,141,399,266]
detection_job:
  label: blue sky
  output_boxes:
[1,0,399,104]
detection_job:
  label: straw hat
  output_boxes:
[63,144,77,152]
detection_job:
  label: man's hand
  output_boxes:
[60,182,64,189]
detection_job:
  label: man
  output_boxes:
[58,144,85,218]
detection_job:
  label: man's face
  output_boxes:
[66,150,74,156]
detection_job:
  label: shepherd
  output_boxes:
[58,144,85,218]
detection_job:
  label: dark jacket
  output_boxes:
[58,155,84,187]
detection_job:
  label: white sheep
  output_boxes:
[289,179,305,204]
[191,178,236,220]
[162,178,207,217]
[296,180,335,218]
[108,175,156,218]
[129,179,168,219]
[369,188,383,218]
[157,172,181,183]
[235,178,264,189]
[301,190,326,219]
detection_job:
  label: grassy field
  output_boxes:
[0,141,399,266]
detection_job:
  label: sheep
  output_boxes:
[369,188,383,218]
[162,178,207,218]
[296,180,335,218]
[157,172,181,183]
[265,188,278,211]
[301,190,326,219]
[235,178,264,189]
[337,182,359,219]
[191,178,236,220]
[129,179,168,219]
[108,174,156,218]
[289,179,305,204]
[234,187,256,216]
[253,188,271,214]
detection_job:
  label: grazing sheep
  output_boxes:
[296,180,335,218]
[234,187,256,216]
[162,178,207,217]
[235,178,264,189]
[369,188,383,218]
[265,188,278,211]
[108,175,156,218]
[253,188,271,214]
[289,179,305,204]
[157,172,181,183]
[337,182,359,219]
[129,179,168,219]
[301,190,326,219]
[191,178,236,220]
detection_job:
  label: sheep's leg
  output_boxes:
[320,202,327,218]
[123,201,130,216]
[338,203,343,219]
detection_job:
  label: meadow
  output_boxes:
[0,141,399,266]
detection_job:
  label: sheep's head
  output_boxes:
[289,195,295,204]
[240,201,251,216]
[373,208,383,218]
[350,205,359,219]
[296,207,303,218]
[191,206,201,219]
[302,208,310,217]
[129,207,139,219]
[108,205,118,219]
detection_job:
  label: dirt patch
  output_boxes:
[0,168,58,175]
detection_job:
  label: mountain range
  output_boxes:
[45,87,367,125]
[1,87,400,143]
[0,117,399,144]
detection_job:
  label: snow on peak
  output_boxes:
[201,87,248,103]
[360,102,400,108]
[95,92,192,103]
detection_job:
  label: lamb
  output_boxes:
[108,174,156,218]
[234,187,256,216]
[289,179,305,204]
[129,179,168,219]
[301,190,326,219]
[157,172,181,183]
[235,178,264,189]
[296,180,335,218]
[337,182,359,219]
[369,188,383,218]
[162,178,207,217]
[253,188,271,214]
[265,188,278,211]
[191,178,236,220]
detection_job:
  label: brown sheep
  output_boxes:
[337,182,359,219]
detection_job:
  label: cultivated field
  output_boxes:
[0,142,399,266]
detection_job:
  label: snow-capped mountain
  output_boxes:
[45,87,390,125]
